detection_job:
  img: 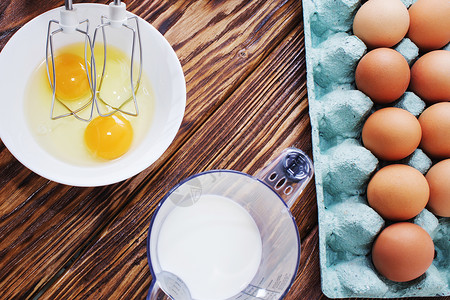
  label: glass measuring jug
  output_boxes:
[146,147,314,300]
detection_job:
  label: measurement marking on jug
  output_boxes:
[169,177,203,206]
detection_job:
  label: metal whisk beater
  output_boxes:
[92,0,143,117]
[46,0,96,121]
[46,0,143,121]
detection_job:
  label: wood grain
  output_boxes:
[0,0,307,299]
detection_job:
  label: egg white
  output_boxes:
[24,43,154,166]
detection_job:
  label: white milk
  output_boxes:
[157,194,262,300]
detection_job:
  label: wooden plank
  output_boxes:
[286,226,324,300]
[40,19,315,299]
[0,0,303,298]
[0,0,62,35]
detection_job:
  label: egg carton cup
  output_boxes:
[302,0,450,298]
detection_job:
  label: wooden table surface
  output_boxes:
[0,1,448,299]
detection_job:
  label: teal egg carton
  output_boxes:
[302,0,450,297]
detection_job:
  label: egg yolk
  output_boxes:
[84,114,133,160]
[49,53,91,101]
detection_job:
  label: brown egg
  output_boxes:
[418,102,450,158]
[355,48,410,104]
[367,164,429,221]
[408,0,450,51]
[362,107,421,161]
[410,50,450,103]
[426,159,450,217]
[353,0,410,48]
[372,222,435,282]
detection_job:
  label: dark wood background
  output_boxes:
[0,1,448,299]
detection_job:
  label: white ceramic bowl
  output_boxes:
[0,4,186,187]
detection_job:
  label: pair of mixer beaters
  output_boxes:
[46,0,142,121]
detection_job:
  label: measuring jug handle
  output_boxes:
[256,147,314,208]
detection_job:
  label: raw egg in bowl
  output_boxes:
[0,4,186,187]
